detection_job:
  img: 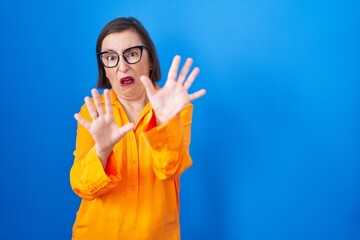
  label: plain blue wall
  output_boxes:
[0,0,359,239]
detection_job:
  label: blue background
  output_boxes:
[0,0,359,239]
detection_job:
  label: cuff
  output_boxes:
[143,114,183,151]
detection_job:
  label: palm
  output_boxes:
[140,56,206,125]
[87,113,127,151]
[74,89,134,160]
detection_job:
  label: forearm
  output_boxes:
[70,147,121,200]
[150,142,192,180]
[143,105,193,180]
[95,144,113,169]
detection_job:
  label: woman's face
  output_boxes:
[101,30,152,101]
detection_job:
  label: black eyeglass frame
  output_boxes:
[97,45,147,68]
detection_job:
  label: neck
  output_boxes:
[118,93,148,123]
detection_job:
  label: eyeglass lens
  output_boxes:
[100,46,143,68]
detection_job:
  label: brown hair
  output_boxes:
[96,17,161,88]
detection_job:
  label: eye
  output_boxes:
[106,54,118,61]
[100,51,120,67]
[125,50,139,59]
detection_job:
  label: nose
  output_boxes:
[117,57,129,73]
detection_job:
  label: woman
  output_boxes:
[70,17,206,239]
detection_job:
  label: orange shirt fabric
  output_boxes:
[70,90,193,240]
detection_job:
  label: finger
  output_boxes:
[189,89,206,102]
[91,88,103,115]
[177,58,193,85]
[140,75,157,97]
[74,113,91,130]
[119,123,134,136]
[184,67,200,90]
[85,96,99,120]
[165,55,181,87]
[103,89,113,115]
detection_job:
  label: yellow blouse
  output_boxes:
[70,90,193,240]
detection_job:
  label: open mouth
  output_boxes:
[119,76,135,87]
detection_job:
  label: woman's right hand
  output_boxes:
[74,89,134,168]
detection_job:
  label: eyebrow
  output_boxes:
[101,45,144,53]
[101,49,118,53]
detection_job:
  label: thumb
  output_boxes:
[140,75,156,97]
[119,122,134,136]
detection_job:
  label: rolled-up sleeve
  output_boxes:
[70,104,122,200]
[143,104,193,180]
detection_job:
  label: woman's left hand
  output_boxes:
[140,55,206,125]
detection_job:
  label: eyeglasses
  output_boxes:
[97,45,147,68]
